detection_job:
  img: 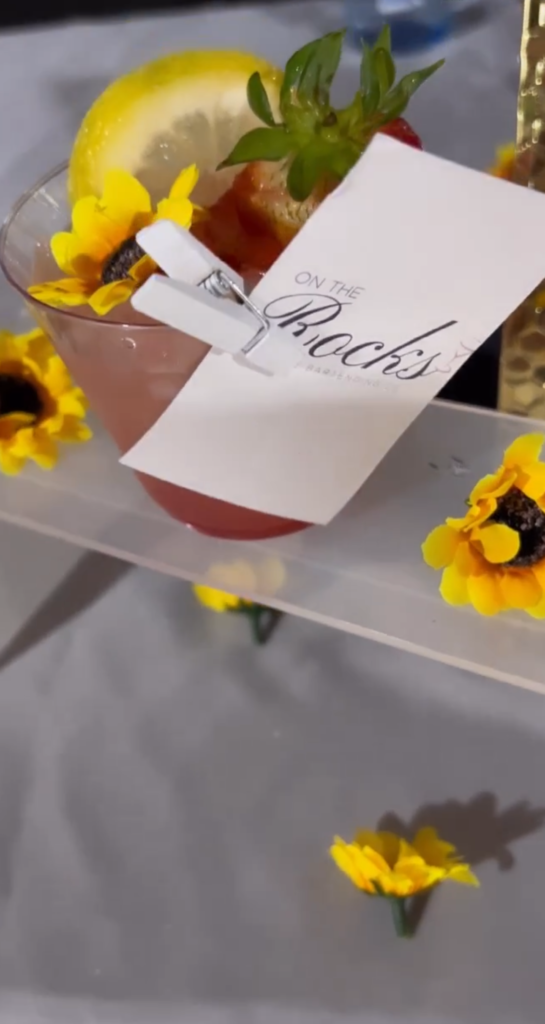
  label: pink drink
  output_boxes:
[0,165,307,540]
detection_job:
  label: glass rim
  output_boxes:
[0,160,174,333]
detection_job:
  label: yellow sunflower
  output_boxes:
[422,433,545,617]
[0,326,91,475]
[331,827,478,937]
[28,165,199,316]
[193,584,251,613]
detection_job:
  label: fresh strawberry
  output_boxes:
[379,116,423,150]
[231,161,329,247]
[191,187,283,274]
[218,27,441,247]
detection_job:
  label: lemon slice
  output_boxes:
[68,50,280,205]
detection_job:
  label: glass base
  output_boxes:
[138,472,309,541]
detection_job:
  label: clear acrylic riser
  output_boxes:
[1,398,544,694]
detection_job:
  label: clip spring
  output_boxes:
[200,270,272,356]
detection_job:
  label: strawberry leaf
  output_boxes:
[219,127,293,168]
[247,72,277,127]
[373,46,395,99]
[380,58,444,119]
[328,139,361,180]
[280,38,321,119]
[298,30,345,110]
[374,23,392,53]
[286,145,322,201]
[360,42,380,116]
[285,138,340,201]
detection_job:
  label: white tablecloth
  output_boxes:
[0,3,542,1022]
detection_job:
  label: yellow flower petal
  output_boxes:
[28,431,58,470]
[447,864,480,887]
[193,584,242,612]
[28,278,93,308]
[454,540,485,577]
[129,253,157,284]
[72,195,125,257]
[475,522,520,564]
[500,570,542,610]
[359,846,392,876]
[88,279,137,316]
[467,572,505,616]
[43,357,72,398]
[0,412,34,440]
[0,330,20,362]
[504,433,545,469]
[520,462,545,502]
[0,445,25,475]
[439,564,469,606]
[156,197,194,230]
[330,839,376,893]
[375,870,414,898]
[469,469,515,505]
[412,827,458,868]
[51,231,77,275]
[447,496,498,532]
[101,169,152,228]
[354,831,400,869]
[531,559,545,588]
[169,164,199,201]
[422,524,460,569]
[395,858,444,894]
[56,392,88,418]
[8,427,36,458]
[526,590,545,619]
[0,448,26,475]
[54,418,93,443]
[24,329,54,364]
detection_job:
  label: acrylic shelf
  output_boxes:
[0,399,543,694]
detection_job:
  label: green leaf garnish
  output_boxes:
[378,59,444,121]
[360,42,380,116]
[219,26,444,199]
[373,46,396,99]
[286,139,334,201]
[218,126,293,168]
[280,38,320,119]
[247,72,277,127]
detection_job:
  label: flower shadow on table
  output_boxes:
[378,791,545,935]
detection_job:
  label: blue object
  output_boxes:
[345,0,452,54]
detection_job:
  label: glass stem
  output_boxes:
[390,897,411,938]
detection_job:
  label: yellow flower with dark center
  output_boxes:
[489,143,516,181]
[422,433,545,617]
[331,827,478,937]
[0,326,91,475]
[28,165,199,316]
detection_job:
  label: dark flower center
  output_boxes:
[489,487,545,567]
[0,373,42,419]
[101,236,145,284]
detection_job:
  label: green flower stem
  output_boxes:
[233,603,282,645]
[247,604,265,646]
[389,897,411,938]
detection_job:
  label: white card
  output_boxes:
[122,135,545,524]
